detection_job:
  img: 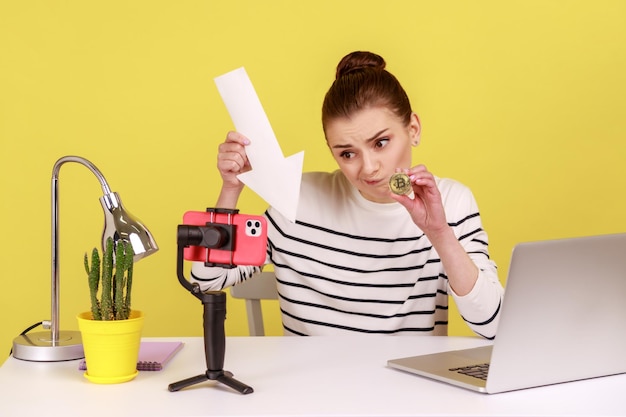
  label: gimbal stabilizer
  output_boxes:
[168,209,253,395]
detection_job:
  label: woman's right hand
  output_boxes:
[217,131,251,190]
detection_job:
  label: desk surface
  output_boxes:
[1,336,624,417]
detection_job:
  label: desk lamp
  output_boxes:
[12,155,158,362]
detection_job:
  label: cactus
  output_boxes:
[100,237,114,320]
[84,248,102,320]
[123,247,134,319]
[84,237,135,320]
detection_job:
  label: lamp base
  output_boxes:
[12,330,84,362]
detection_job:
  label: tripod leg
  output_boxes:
[216,373,254,394]
[168,374,209,392]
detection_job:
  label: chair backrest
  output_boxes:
[229,272,278,336]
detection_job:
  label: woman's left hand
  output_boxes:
[390,165,448,236]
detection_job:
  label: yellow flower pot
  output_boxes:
[77,310,144,384]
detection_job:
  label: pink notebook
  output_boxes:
[79,341,184,371]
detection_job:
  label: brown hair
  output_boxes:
[321,51,413,132]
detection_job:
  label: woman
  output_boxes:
[192,51,504,338]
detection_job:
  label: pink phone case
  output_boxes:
[182,210,267,267]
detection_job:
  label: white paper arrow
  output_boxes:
[214,67,304,222]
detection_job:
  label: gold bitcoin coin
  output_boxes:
[389,172,412,195]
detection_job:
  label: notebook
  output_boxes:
[79,341,184,371]
[388,233,626,394]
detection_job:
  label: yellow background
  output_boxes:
[1,1,625,365]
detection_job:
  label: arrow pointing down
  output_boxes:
[214,67,304,223]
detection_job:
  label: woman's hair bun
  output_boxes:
[335,51,386,80]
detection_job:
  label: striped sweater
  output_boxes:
[191,170,504,338]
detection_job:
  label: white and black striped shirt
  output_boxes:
[192,171,503,338]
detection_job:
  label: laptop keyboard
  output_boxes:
[449,363,490,380]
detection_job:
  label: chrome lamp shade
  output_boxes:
[100,191,158,262]
[11,156,158,362]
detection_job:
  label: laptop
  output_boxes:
[388,233,626,393]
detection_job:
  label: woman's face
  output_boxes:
[325,106,421,203]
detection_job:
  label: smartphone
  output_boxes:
[182,209,267,267]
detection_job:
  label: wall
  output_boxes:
[1,1,625,364]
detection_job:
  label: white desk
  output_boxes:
[0,336,624,416]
